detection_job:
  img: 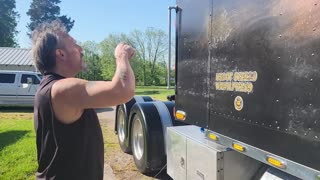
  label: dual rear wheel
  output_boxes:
[116,96,153,153]
[116,97,177,174]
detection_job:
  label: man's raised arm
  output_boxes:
[51,43,135,123]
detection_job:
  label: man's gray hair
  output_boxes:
[31,19,67,74]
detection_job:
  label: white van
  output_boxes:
[0,70,42,106]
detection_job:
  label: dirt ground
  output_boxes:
[96,108,172,180]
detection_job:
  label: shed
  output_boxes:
[0,47,36,71]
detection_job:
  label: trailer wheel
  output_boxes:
[129,102,172,174]
[116,105,131,153]
[115,96,153,153]
[131,114,147,172]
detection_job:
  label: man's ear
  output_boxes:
[55,49,65,59]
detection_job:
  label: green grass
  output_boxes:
[135,86,174,100]
[0,113,37,180]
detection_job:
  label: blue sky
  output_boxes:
[16,0,175,48]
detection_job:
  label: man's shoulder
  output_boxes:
[53,78,85,87]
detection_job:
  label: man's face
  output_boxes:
[58,33,85,74]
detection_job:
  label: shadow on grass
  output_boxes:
[135,91,160,95]
[0,106,33,113]
[0,130,29,151]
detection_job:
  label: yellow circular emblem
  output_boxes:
[234,96,243,111]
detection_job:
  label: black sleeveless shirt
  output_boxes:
[34,73,104,180]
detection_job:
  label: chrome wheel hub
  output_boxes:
[132,117,144,160]
[118,109,125,143]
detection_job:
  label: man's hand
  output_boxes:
[114,42,135,60]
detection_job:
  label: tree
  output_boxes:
[99,34,122,80]
[98,33,146,85]
[76,41,102,81]
[26,0,74,35]
[97,28,170,86]
[0,0,19,47]
[129,28,168,85]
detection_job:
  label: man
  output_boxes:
[32,20,135,179]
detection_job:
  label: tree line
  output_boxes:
[1,0,174,86]
[77,28,175,86]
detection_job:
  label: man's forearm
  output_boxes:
[112,42,135,99]
[114,58,135,92]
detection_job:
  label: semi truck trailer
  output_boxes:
[115,0,320,179]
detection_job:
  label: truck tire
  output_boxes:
[131,112,148,173]
[116,105,130,153]
[129,101,174,173]
[115,96,153,153]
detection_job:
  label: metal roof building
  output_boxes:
[0,47,36,71]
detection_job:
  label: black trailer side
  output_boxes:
[175,0,320,173]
